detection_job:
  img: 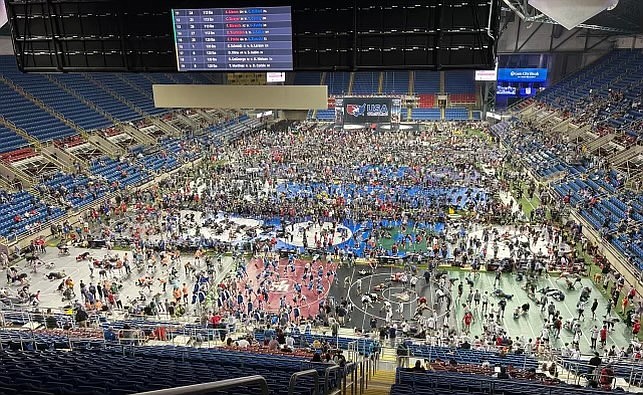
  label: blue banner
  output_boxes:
[497,68,548,83]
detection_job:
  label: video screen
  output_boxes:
[172,6,293,72]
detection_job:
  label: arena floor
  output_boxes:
[6,232,631,355]
[331,264,631,353]
[5,245,236,320]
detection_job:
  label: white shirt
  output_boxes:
[235,339,250,348]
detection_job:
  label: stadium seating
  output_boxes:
[492,117,643,271]
[41,172,109,208]
[0,59,111,131]
[293,72,322,85]
[536,50,643,136]
[314,109,335,121]
[351,72,380,95]
[561,355,643,381]
[0,147,37,163]
[0,82,77,142]
[393,369,607,395]
[450,93,477,105]
[0,346,332,395]
[445,71,475,94]
[0,126,28,154]
[89,74,166,116]
[139,151,180,173]
[89,157,150,187]
[413,71,440,94]
[411,108,441,121]
[0,191,65,239]
[445,107,470,121]
[46,74,141,123]
[418,94,436,108]
[142,73,176,85]
[407,344,538,370]
[382,71,410,95]
[327,72,351,96]
[254,330,377,356]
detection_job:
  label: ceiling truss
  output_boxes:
[502,0,639,34]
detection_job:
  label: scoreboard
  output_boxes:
[172,6,293,72]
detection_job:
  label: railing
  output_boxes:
[555,355,643,391]
[407,343,537,371]
[397,370,621,395]
[134,375,269,395]
[325,365,342,395]
[288,369,319,395]
[342,362,357,395]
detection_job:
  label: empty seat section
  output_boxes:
[382,71,410,94]
[0,58,112,131]
[0,125,28,153]
[413,71,440,94]
[352,72,379,94]
[47,74,140,123]
[445,107,469,120]
[0,82,76,142]
[327,72,350,95]
[293,72,321,85]
[89,74,166,116]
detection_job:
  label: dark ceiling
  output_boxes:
[585,0,643,33]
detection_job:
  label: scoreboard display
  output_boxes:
[172,6,293,72]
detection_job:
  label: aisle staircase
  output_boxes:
[362,369,395,395]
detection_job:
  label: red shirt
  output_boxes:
[600,328,607,340]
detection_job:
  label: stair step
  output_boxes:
[364,371,395,395]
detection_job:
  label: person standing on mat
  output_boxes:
[591,299,599,320]
[577,299,586,320]
[590,325,599,350]
[481,291,489,313]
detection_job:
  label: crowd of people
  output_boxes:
[0,117,640,389]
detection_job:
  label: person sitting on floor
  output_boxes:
[493,289,514,300]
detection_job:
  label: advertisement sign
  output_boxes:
[497,68,548,83]
[496,86,517,95]
[344,98,392,124]
[266,72,286,83]
[475,69,498,81]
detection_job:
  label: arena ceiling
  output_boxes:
[502,0,643,34]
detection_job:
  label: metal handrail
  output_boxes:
[324,365,342,395]
[343,362,357,395]
[134,375,269,395]
[288,369,319,395]
[372,352,380,375]
[358,360,366,394]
